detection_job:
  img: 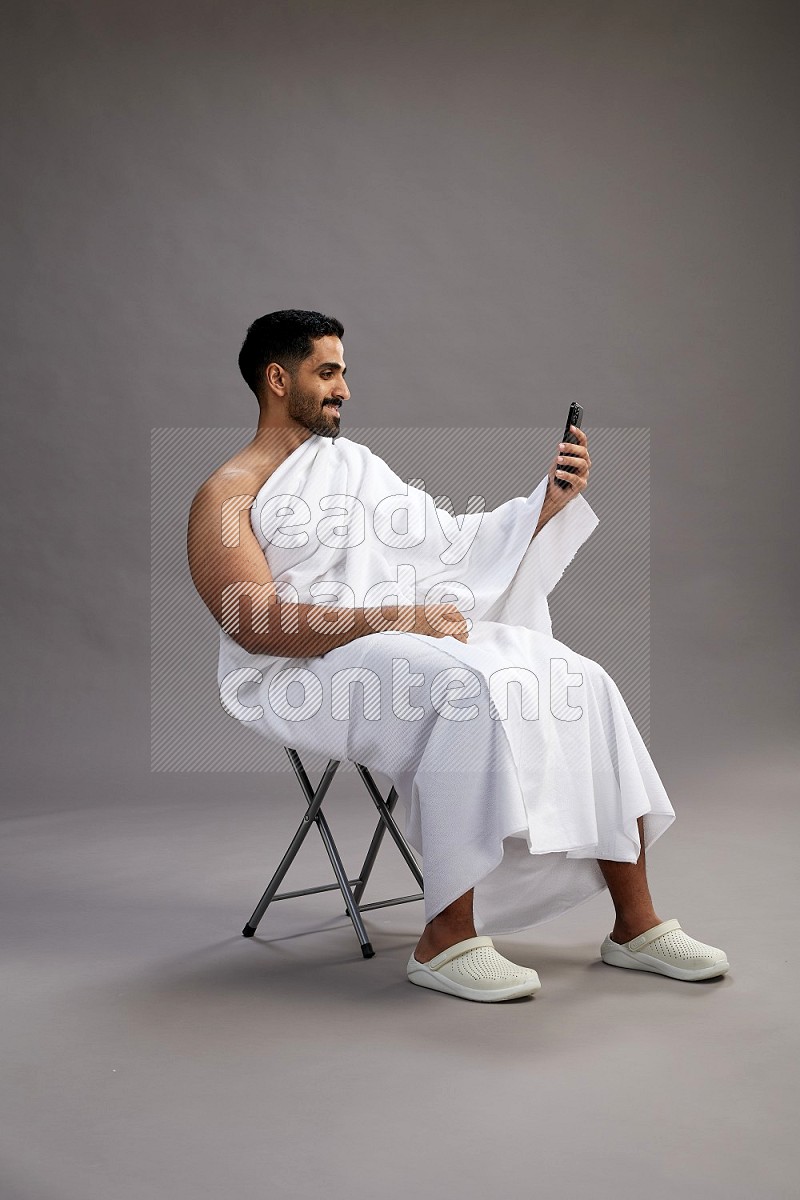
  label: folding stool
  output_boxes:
[242,747,424,958]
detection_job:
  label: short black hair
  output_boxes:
[238,309,345,401]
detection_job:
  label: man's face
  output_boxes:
[284,335,350,439]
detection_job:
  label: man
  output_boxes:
[187,309,730,1003]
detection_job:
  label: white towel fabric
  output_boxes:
[217,432,676,935]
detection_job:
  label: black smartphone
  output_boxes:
[554,402,584,489]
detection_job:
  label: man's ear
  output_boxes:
[265,363,289,396]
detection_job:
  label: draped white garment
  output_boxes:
[217,432,675,935]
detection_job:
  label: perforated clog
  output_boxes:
[600,918,730,981]
[407,935,541,1002]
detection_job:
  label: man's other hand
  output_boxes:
[390,603,470,643]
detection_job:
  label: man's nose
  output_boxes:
[334,379,350,401]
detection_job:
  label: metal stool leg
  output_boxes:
[311,808,374,958]
[351,795,394,906]
[286,751,375,958]
[242,755,340,937]
[355,765,424,889]
[242,750,423,958]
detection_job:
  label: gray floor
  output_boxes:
[2,747,798,1200]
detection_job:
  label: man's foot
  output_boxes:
[600,918,730,981]
[407,936,542,1003]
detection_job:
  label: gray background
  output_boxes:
[2,3,798,1198]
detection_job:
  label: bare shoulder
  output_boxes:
[186,444,280,628]
[186,444,289,580]
[190,445,274,515]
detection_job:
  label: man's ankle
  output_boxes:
[415,923,477,962]
[611,913,662,943]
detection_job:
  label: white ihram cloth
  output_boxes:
[217,432,676,935]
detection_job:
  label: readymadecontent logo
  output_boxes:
[150,426,651,772]
[220,655,586,726]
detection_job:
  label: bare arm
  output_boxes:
[186,475,468,657]
[531,485,562,540]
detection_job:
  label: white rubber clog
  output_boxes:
[406,935,542,1002]
[600,918,730,981]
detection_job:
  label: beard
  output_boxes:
[285,379,341,440]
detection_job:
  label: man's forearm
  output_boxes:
[229,600,409,659]
[531,485,562,541]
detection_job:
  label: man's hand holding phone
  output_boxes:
[548,400,591,510]
[548,422,591,503]
[532,405,592,539]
